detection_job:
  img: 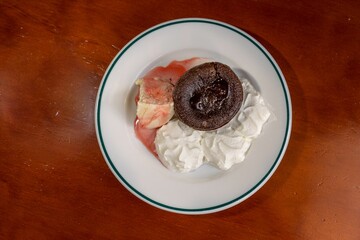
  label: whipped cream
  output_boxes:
[155,120,204,173]
[154,79,272,172]
[202,127,252,170]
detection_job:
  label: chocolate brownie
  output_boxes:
[173,62,243,130]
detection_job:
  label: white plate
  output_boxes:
[95,18,292,214]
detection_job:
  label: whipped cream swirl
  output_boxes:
[155,120,204,173]
[155,79,272,172]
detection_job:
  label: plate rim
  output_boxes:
[95,18,292,214]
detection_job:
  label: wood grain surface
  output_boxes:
[1,0,359,239]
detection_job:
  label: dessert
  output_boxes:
[173,62,243,131]
[134,58,272,173]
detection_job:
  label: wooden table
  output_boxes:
[1,0,359,239]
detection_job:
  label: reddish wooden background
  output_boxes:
[1,0,359,239]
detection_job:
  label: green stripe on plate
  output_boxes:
[96,18,291,213]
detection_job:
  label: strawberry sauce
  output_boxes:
[134,117,159,157]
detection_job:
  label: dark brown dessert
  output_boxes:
[173,62,243,130]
